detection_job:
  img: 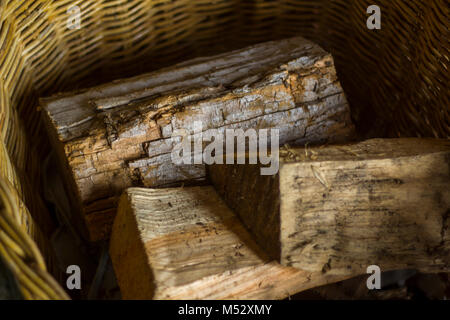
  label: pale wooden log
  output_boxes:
[208,138,450,275]
[41,37,354,241]
[109,186,355,300]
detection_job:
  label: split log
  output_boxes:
[109,186,354,299]
[208,138,450,275]
[41,37,354,241]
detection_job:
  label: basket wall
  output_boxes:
[0,0,448,299]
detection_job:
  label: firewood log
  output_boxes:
[208,138,450,275]
[109,186,353,299]
[41,37,354,241]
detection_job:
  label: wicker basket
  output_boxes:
[0,0,448,299]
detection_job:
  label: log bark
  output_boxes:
[109,186,354,299]
[208,138,450,275]
[41,37,354,241]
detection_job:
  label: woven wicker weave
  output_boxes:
[0,0,448,299]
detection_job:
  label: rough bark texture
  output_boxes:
[41,37,354,241]
[109,186,355,300]
[208,138,450,275]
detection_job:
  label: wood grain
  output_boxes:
[208,138,450,275]
[109,186,355,300]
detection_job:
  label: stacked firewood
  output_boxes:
[41,37,450,299]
